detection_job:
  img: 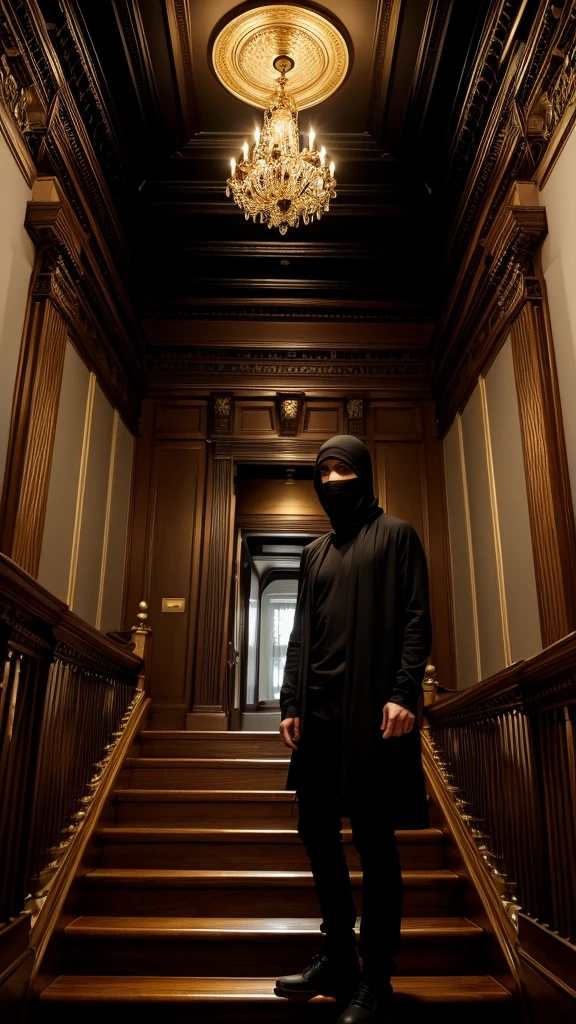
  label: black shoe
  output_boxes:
[337,981,393,1023]
[274,951,361,999]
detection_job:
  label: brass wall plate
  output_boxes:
[211,5,350,110]
[162,598,186,613]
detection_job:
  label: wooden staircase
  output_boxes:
[37,730,519,1021]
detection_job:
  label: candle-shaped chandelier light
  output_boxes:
[226,56,337,235]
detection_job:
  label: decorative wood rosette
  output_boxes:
[211,4,350,110]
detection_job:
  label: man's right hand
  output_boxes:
[279,716,300,750]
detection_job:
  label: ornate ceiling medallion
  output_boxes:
[211,4,350,110]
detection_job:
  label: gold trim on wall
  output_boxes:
[95,410,119,631]
[456,412,482,683]
[479,376,512,666]
[67,373,95,607]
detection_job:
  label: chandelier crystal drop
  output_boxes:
[226,56,337,235]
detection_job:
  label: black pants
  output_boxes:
[295,710,402,986]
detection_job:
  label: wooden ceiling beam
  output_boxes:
[165,0,196,138]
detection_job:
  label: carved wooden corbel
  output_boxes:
[346,396,365,436]
[209,392,234,436]
[0,18,47,184]
[275,392,305,437]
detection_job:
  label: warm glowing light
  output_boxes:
[329,161,335,176]
[225,66,337,234]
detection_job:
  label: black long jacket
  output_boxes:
[280,513,432,829]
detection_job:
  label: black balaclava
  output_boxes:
[314,434,382,539]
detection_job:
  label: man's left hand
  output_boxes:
[380,702,415,739]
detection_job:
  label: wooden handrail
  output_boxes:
[427,630,576,721]
[426,632,576,944]
[0,552,149,928]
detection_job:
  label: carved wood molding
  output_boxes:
[148,346,433,391]
[367,0,403,138]
[0,5,43,185]
[434,181,547,429]
[165,0,195,137]
[0,0,145,405]
[440,2,576,328]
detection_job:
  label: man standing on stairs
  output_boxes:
[276,434,431,1024]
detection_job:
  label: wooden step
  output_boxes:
[98,827,445,871]
[64,915,486,976]
[140,731,288,759]
[38,974,516,1023]
[83,868,462,918]
[124,758,290,790]
[114,789,301,828]
[114,789,434,830]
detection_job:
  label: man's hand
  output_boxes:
[279,716,300,750]
[380,702,415,739]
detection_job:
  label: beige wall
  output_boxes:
[540,129,576,513]
[0,132,35,487]
[38,340,134,631]
[443,338,541,687]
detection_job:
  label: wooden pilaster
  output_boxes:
[187,452,235,729]
[510,295,576,646]
[0,182,84,576]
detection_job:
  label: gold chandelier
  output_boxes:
[226,56,336,235]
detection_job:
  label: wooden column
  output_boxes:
[187,452,235,729]
[0,183,85,576]
[511,293,576,646]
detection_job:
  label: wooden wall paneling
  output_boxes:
[460,386,508,680]
[188,452,235,729]
[373,440,427,543]
[146,440,207,727]
[510,295,576,646]
[372,403,423,440]
[443,417,481,689]
[369,400,455,688]
[302,402,343,436]
[154,401,206,438]
[235,401,277,436]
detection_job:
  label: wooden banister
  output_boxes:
[427,635,576,944]
[0,552,150,930]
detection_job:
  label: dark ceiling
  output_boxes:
[37,0,538,330]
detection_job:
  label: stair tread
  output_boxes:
[85,868,460,888]
[126,758,291,766]
[66,915,483,939]
[100,827,443,844]
[115,789,298,802]
[41,974,512,1002]
[140,732,282,739]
